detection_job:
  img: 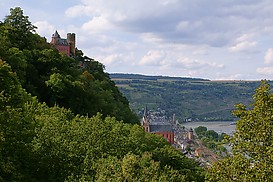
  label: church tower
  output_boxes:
[142,106,150,132]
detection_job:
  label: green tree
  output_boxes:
[0,60,38,181]
[0,60,29,109]
[207,81,273,181]
[0,23,11,60]
[5,47,28,82]
[205,130,219,140]
[3,7,37,50]
[218,132,227,141]
[194,126,207,137]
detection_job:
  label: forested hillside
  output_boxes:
[0,7,138,124]
[111,73,265,121]
[0,7,204,181]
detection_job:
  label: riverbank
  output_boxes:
[181,121,236,135]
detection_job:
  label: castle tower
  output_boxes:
[67,33,76,56]
[51,30,61,44]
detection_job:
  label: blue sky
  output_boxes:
[2,0,273,80]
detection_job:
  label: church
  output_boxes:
[142,107,174,144]
[50,30,76,56]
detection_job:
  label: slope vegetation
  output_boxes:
[111,73,264,121]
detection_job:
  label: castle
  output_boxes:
[142,107,174,144]
[50,30,76,56]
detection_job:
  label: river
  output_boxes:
[181,121,236,135]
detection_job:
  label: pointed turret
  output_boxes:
[52,30,60,38]
[50,30,61,45]
[142,105,149,123]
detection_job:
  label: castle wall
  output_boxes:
[53,44,70,55]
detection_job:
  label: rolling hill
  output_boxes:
[110,73,265,121]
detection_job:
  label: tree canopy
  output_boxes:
[207,81,273,181]
[194,126,207,136]
[0,60,204,181]
[3,7,37,50]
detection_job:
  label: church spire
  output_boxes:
[142,105,150,132]
[142,105,150,124]
[144,105,148,118]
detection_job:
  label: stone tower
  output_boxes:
[67,33,76,56]
[188,128,194,140]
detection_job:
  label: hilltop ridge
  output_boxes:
[110,73,265,121]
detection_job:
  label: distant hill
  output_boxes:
[110,73,265,121]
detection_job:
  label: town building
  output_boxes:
[195,148,205,157]
[50,30,76,56]
[142,107,174,144]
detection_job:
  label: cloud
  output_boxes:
[192,49,208,55]
[34,21,55,39]
[257,67,273,75]
[139,50,166,66]
[65,5,95,18]
[175,21,203,33]
[82,16,113,33]
[153,57,225,79]
[229,34,257,52]
[229,41,257,52]
[140,33,163,43]
[264,48,273,64]
[175,21,190,31]
[140,50,224,70]
[175,58,224,69]
[70,0,272,49]
[102,54,124,65]
[214,73,244,80]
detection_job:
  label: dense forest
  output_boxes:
[0,7,204,181]
[111,73,265,121]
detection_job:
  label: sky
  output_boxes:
[2,0,273,80]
